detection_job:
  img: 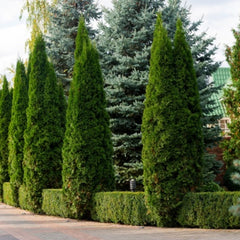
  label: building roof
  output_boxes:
[211,67,231,117]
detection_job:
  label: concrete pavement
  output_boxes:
[0,202,240,240]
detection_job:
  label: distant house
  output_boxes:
[211,67,231,135]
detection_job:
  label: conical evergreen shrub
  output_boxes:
[142,14,180,227]
[0,77,12,197]
[173,19,203,189]
[142,16,203,227]
[8,60,28,206]
[23,34,65,212]
[62,17,115,219]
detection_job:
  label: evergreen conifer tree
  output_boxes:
[0,77,12,197]
[142,16,203,227]
[62,18,114,219]
[46,0,101,92]
[221,23,240,166]
[8,60,29,206]
[98,0,220,190]
[161,0,221,148]
[23,34,64,212]
[42,63,65,188]
[173,19,203,187]
[97,0,163,189]
[142,14,181,227]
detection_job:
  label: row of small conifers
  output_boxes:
[2,183,240,229]
[1,15,240,229]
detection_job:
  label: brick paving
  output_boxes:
[1,203,240,240]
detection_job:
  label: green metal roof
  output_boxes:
[210,67,231,117]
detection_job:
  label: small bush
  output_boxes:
[19,185,29,210]
[42,189,69,218]
[3,182,16,207]
[92,192,154,226]
[178,192,240,229]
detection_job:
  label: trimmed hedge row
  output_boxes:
[3,182,16,207]
[178,192,240,229]
[42,189,68,217]
[92,192,153,226]
[2,185,240,229]
[41,190,152,225]
[19,185,28,210]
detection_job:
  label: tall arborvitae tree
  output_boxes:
[97,0,163,190]
[62,18,115,219]
[23,34,64,212]
[0,77,12,197]
[142,16,203,227]
[162,0,222,185]
[42,62,65,188]
[162,0,222,184]
[173,19,203,187]
[142,14,181,227]
[162,0,221,148]
[8,60,29,206]
[46,0,101,92]
[221,24,240,166]
[98,0,220,190]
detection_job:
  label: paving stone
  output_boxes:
[1,203,240,240]
[0,234,19,240]
[34,231,78,240]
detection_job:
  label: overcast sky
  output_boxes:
[0,0,239,77]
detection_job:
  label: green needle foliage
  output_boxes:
[142,14,179,227]
[8,60,29,206]
[222,24,240,167]
[46,0,101,93]
[98,0,220,190]
[42,63,66,188]
[97,0,163,190]
[162,0,221,149]
[23,34,65,213]
[142,16,203,227]
[57,83,67,134]
[0,77,12,197]
[173,19,203,189]
[62,17,115,219]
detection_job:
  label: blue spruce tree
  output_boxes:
[97,0,163,190]
[98,0,221,189]
[46,0,101,93]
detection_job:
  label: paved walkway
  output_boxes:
[0,203,240,240]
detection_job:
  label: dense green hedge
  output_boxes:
[42,190,152,225]
[18,185,28,210]
[3,187,240,229]
[92,192,153,226]
[3,182,16,207]
[178,192,240,229]
[42,189,68,217]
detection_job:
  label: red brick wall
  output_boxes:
[207,142,226,185]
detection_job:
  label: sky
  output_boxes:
[0,0,239,77]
